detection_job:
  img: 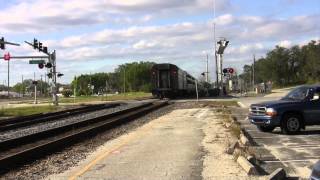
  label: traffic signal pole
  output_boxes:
[1,37,20,98]
[51,50,58,106]
[7,59,9,98]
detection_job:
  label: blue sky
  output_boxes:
[0,0,319,85]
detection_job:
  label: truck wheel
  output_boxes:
[257,126,275,132]
[281,113,301,134]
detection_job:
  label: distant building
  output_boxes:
[0,91,22,98]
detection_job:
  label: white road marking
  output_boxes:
[252,137,276,139]
[264,159,320,163]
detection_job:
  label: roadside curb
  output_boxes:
[268,168,286,180]
[236,156,258,175]
[223,115,259,176]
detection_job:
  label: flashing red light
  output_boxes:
[4,52,10,61]
[228,68,234,74]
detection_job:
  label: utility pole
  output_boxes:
[213,0,218,88]
[89,72,93,95]
[34,72,37,104]
[7,58,9,98]
[21,75,24,97]
[40,75,43,96]
[44,73,47,97]
[74,76,77,104]
[252,54,255,91]
[206,54,209,82]
[123,67,126,94]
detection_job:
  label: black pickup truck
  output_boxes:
[248,85,320,134]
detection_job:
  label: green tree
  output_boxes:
[240,40,320,87]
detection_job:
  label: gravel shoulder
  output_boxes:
[201,107,249,179]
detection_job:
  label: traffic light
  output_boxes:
[0,37,5,50]
[38,42,43,51]
[43,47,48,54]
[201,72,205,76]
[33,39,38,49]
[38,63,44,69]
[32,80,38,85]
[57,73,64,77]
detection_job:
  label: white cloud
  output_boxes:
[0,0,319,84]
[133,40,157,49]
[0,0,231,33]
[214,14,234,25]
[278,40,292,48]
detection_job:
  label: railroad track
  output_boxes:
[0,103,121,132]
[0,100,168,173]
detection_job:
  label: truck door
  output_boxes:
[305,89,320,125]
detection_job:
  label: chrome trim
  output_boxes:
[250,106,267,115]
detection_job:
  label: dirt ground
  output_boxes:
[201,107,249,180]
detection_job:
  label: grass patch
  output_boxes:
[219,109,241,139]
[59,92,152,103]
[230,123,241,139]
[0,106,60,117]
[205,101,239,107]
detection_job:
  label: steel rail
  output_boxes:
[0,103,121,132]
[0,101,168,173]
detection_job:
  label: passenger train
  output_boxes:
[151,63,206,98]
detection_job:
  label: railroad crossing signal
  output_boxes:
[223,68,235,76]
[217,40,229,54]
[47,73,52,78]
[45,62,52,68]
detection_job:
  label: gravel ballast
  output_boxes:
[0,103,146,142]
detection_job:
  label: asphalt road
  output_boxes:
[237,95,320,178]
